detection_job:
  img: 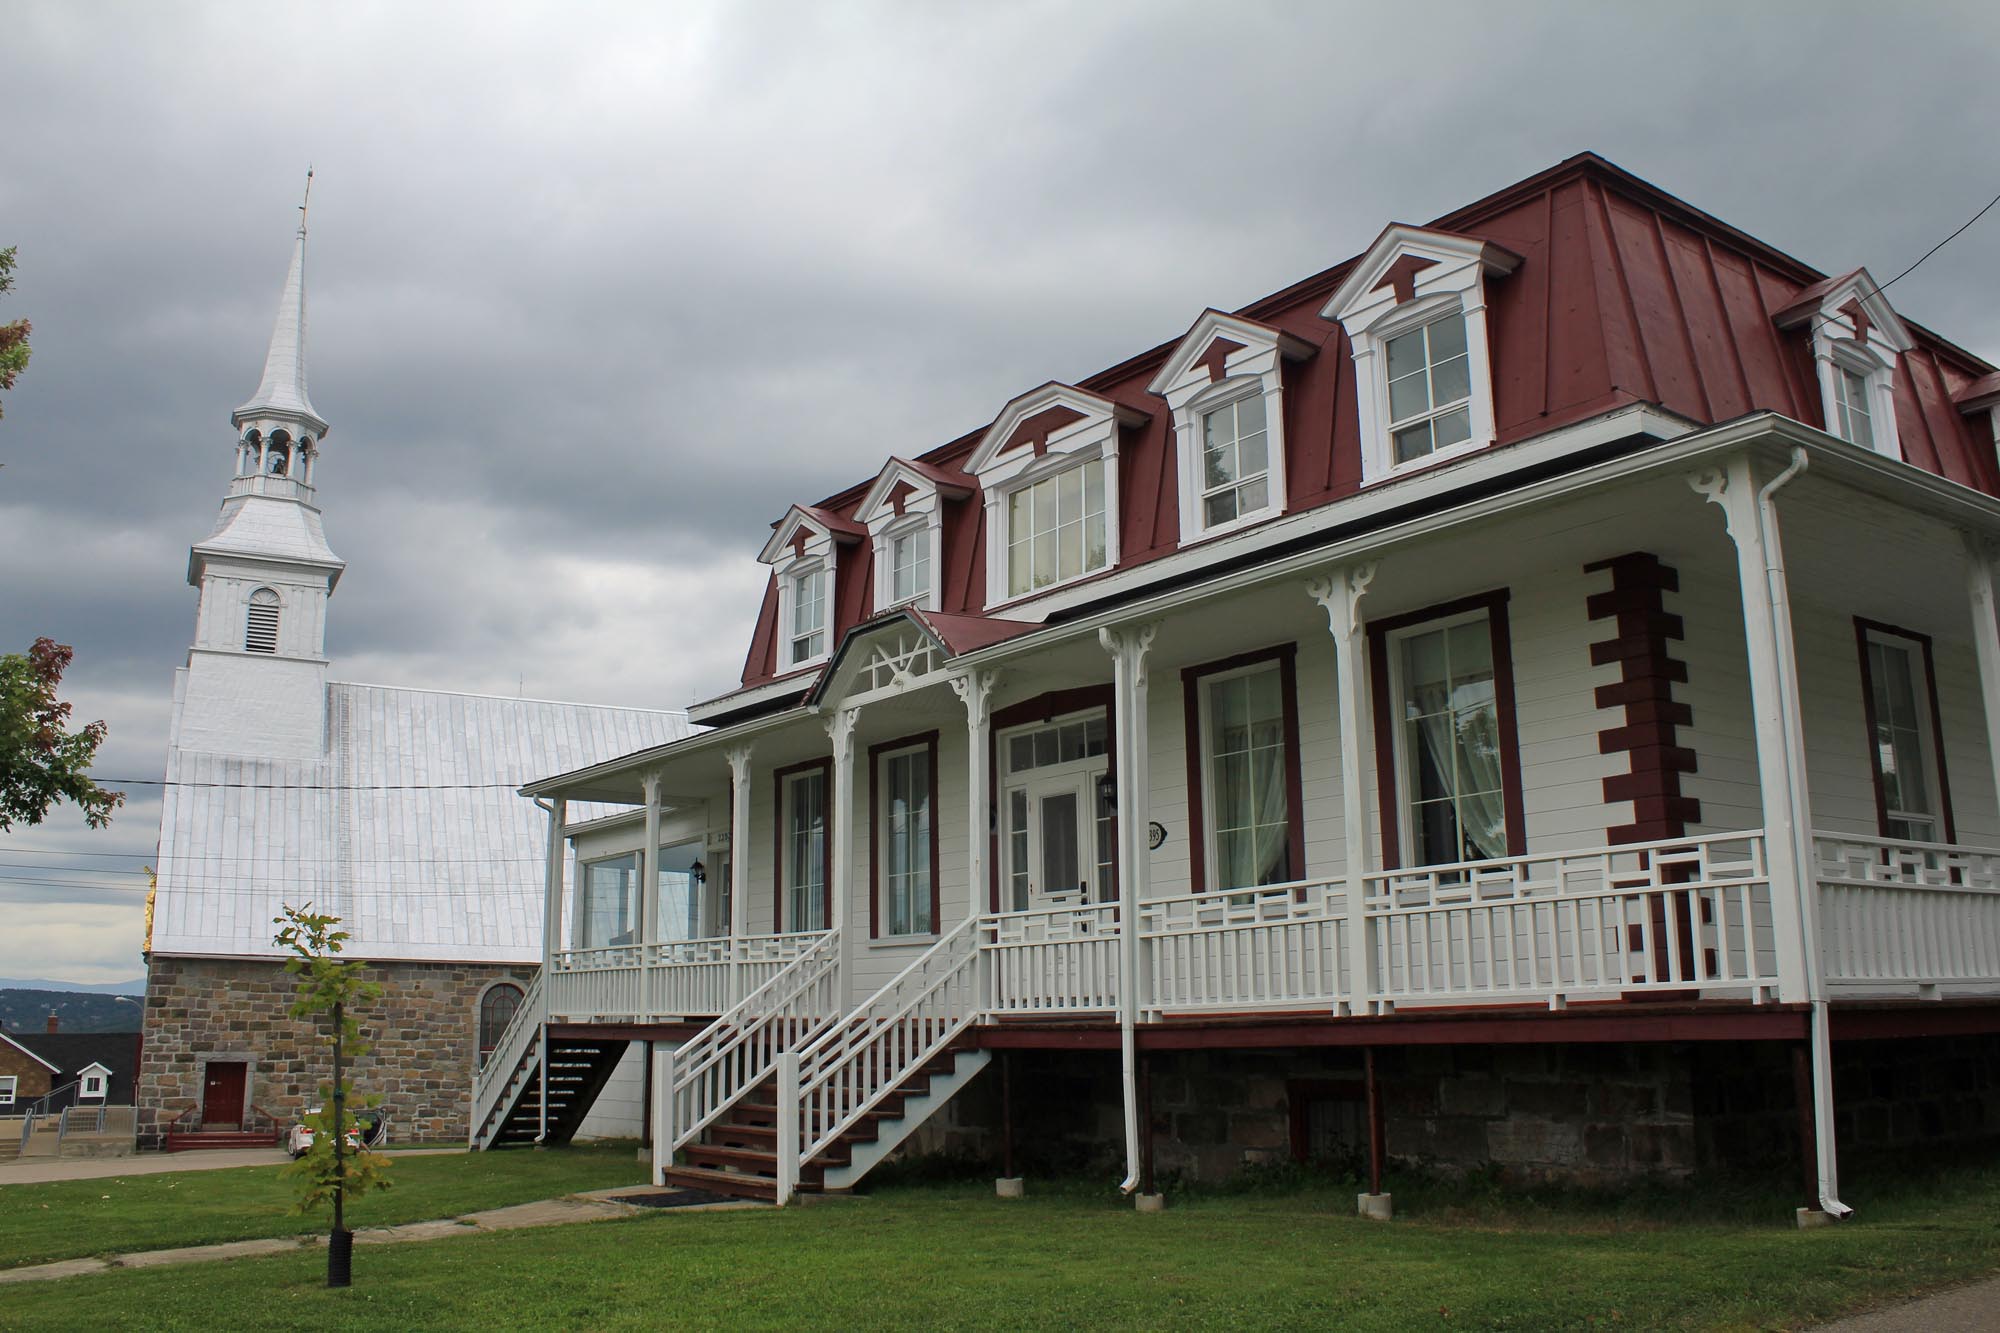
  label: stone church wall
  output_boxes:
[138,955,535,1146]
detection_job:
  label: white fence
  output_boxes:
[550,931,826,1022]
[1814,833,2000,991]
[1362,832,1778,1006]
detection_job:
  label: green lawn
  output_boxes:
[3,1156,2000,1331]
[0,1142,645,1269]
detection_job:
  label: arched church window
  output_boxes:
[245,587,281,654]
[477,982,526,1069]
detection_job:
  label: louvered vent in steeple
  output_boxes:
[245,588,282,654]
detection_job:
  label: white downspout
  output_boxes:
[1754,447,1851,1220]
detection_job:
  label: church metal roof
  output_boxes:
[149,680,691,963]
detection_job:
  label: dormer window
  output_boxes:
[1321,225,1521,487]
[1834,365,1874,449]
[1774,268,1913,463]
[1385,311,1472,465]
[886,525,930,607]
[1199,392,1268,526]
[1007,457,1107,596]
[761,504,866,674]
[967,384,1147,608]
[789,564,828,666]
[1149,311,1313,544]
[855,458,970,615]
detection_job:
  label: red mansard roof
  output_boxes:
[725,152,1999,701]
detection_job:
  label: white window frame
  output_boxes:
[779,559,831,671]
[1321,229,1517,489]
[1148,313,1308,546]
[575,851,640,949]
[875,515,939,612]
[1385,607,1509,869]
[968,386,1131,612]
[0,1076,15,1106]
[1195,658,1295,892]
[79,1065,109,1099]
[994,453,1112,601]
[1818,338,1901,461]
[875,741,935,938]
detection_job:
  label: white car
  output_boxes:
[286,1109,370,1158]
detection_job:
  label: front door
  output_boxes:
[1003,773,1100,911]
[201,1061,247,1126]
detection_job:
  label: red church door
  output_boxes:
[201,1062,246,1126]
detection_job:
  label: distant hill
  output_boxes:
[0,989,144,1035]
[0,977,146,996]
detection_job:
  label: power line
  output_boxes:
[98,777,549,791]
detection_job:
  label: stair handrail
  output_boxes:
[669,928,841,1154]
[469,972,545,1149]
[786,916,983,1184]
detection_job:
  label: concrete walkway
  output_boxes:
[1812,1274,2000,1332]
[0,1146,459,1185]
[0,1185,758,1285]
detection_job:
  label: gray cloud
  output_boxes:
[3,0,1997,980]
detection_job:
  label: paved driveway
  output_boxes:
[1812,1275,2000,1332]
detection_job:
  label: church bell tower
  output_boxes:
[174,177,346,761]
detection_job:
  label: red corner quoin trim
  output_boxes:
[1585,552,1699,843]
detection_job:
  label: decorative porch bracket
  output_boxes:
[1307,559,1379,1016]
[1099,620,1158,1195]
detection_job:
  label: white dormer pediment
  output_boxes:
[1773,268,1915,357]
[853,458,976,531]
[1147,310,1315,404]
[1775,269,1912,461]
[966,382,1150,483]
[1320,224,1524,333]
[758,503,866,567]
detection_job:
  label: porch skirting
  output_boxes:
[870,1033,2000,1188]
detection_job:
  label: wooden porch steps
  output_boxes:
[163,1131,283,1152]
[660,1051,965,1203]
[483,1037,629,1149]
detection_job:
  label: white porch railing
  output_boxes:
[1361,831,1778,1006]
[667,929,841,1156]
[781,916,983,1204]
[550,930,825,1022]
[1814,833,2000,991]
[983,902,1121,1014]
[1142,879,1348,1014]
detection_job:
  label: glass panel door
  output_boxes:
[1002,773,1098,909]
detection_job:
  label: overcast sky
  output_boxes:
[3,2,1998,984]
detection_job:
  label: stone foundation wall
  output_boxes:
[138,955,533,1146]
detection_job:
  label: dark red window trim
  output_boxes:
[1180,643,1306,895]
[868,730,943,939]
[772,756,834,933]
[1853,617,1955,843]
[986,687,1116,911]
[1366,589,1527,870]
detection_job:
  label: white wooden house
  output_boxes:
[477,154,2000,1218]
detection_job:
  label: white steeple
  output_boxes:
[175,179,345,762]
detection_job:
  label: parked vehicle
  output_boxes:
[286,1109,385,1158]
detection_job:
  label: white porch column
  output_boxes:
[539,796,565,1145]
[650,1041,675,1187]
[724,743,755,1006]
[826,706,859,997]
[1307,560,1378,1017]
[1692,449,1850,1219]
[1961,533,2000,821]
[950,669,1002,924]
[1099,621,1158,1196]
[640,772,662,945]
